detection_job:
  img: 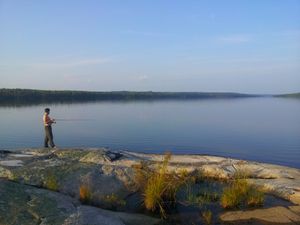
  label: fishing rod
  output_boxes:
[54,118,94,121]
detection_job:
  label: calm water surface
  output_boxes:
[0,97,299,168]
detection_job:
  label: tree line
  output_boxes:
[0,88,257,106]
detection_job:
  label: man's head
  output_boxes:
[45,108,50,114]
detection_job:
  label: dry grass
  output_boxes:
[201,210,213,225]
[79,184,92,204]
[133,152,189,218]
[246,187,264,207]
[103,193,126,209]
[144,171,168,217]
[221,179,248,209]
[233,168,252,179]
[221,176,264,209]
[185,183,219,206]
[132,160,153,190]
[44,173,58,191]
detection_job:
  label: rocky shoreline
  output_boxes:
[0,148,299,225]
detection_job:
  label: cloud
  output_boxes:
[27,57,112,68]
[217,34,252,44]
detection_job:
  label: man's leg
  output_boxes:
[44,127,49,147]
[48,126,55,148]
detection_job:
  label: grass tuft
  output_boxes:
[233,168,251,179]
[79,184,92,204]
[246,186,264,207]
[44,173,59,191]
[134,152,189,218]
[103,193,126,210]
[221,176,264,209]
[201,210,213,225]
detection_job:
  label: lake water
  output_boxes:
[0,97,299,168]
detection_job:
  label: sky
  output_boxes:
[0,0,299,94]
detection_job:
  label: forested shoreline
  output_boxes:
[0,88,260,105]
[276,93,300,98]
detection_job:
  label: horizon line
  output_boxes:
[1,88,299,96]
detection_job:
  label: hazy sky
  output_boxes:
[0,0,299,94]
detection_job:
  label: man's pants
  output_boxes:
[44,126,55,148]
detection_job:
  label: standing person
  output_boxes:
[43,108,56,148]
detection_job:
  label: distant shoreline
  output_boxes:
[0,88,264,105]
[275,93,300,98]
[0,88,299,106]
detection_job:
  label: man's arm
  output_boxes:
[48,117,56,125]
[43,115,56,126]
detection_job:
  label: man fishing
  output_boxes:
[43,108,56,148]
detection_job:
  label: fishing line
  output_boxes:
[54,119,94,121]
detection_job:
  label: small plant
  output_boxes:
[134,152,189,218]
[198,191,219,204]
[132,160,152,190]
[185,186,219,206]
[143,152,175,218]
[103,193,126,209]
[186,182,195,203]
[144,171,167,217]
[79,184,92,204]
[221,177,264,209]
[233,168,251,179]
[201,210,213,225]
[44,173,59,191]
[246,186,264,207]
[221,185,242,209]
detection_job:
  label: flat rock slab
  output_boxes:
[220,206,300,224]
[288,205,300,216]
[0,179,160,225]
[0,159,23,166]
[9,153,34,158]
[1,148,300,206]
